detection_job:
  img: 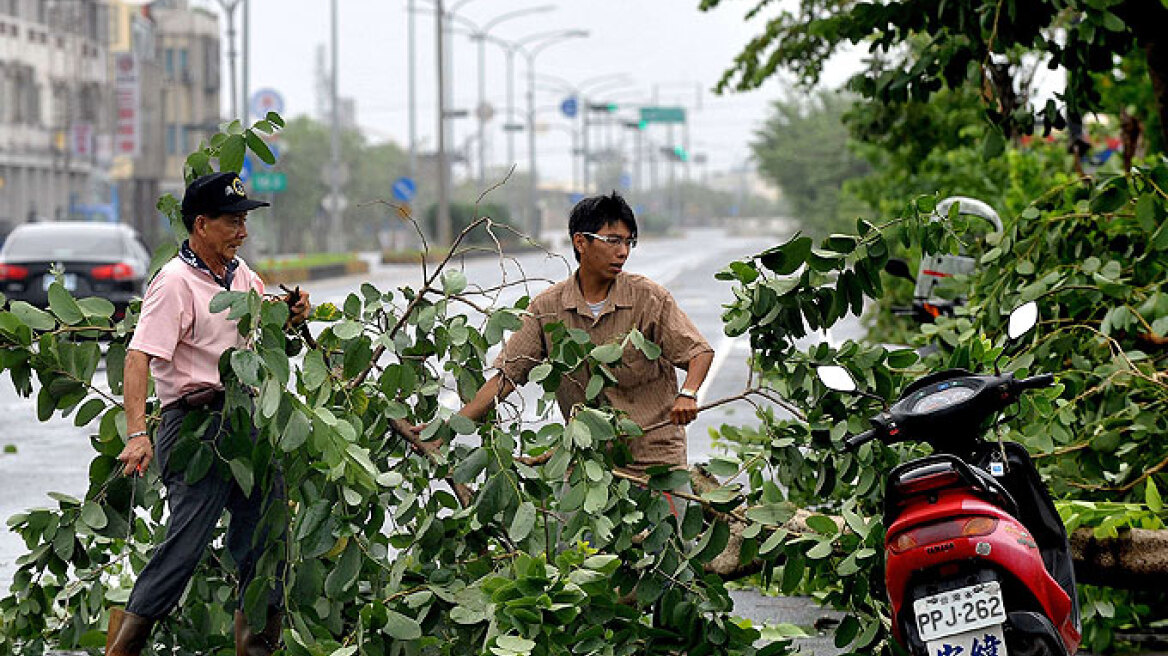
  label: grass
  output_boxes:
[256,252,359,271]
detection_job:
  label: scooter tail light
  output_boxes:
[0,264,29,280]
[888,517,999,554]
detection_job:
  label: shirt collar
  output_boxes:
[563,270,634,319]
[179,239,237,290]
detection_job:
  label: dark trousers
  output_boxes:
[125,403,285,620]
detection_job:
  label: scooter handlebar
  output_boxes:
[843,429,878,451]
[1015,373,1055,391]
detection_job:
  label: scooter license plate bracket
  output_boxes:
[914,581,1007,643]
[925,623,1007,656]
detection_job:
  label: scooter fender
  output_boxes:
[885,496,1078,650]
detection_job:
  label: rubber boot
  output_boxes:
[234,609,283,656]
[105,607,153,656]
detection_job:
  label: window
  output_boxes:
[179,48,188,78]
[166,124,176,155]
[164,48,174,78]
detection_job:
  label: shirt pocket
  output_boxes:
[615,340,659,388]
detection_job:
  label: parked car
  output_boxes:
[0,222,151,320]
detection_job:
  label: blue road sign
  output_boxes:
[619,172,631,188]
[392,176,417,202]
[568,193,585,205]
[251,88,285,119]
[561,96,578,119]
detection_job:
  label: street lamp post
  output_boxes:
[518,30,587,237]
[461,6,555,189]
[214,0,241,120]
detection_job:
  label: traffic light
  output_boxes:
[659,146,689,162]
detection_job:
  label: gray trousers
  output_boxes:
[125,402,285,620]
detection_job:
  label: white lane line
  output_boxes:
[699,333,743,405]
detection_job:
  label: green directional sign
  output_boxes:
[639,106,686,124]
[252,171,287,193]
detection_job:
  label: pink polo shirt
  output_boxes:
[129,257,265,406]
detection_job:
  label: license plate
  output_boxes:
[43,274,76,292]
[925,623,1007,656]
[914,581,1006,642]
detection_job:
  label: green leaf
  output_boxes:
[442,270,468,295]
[302,350,328,389]
[332,319,363,341]
[74,398,105,427]
[453,448,489,484]
[448,413,476,435]
[47,283,85,325]
[219,134,247,172]
[759,234,812,275]
[10,301,56,331]
[81,501,107,530]
[806,538,834,559]
[244,130,276,164]
[509,501,537,542]
[1147,479,1163,514]
[1135,193,1159,232]
[805,514,839,536]
[591,343,623,364]
[746,502,796,526]
[982,129,1005,158]
[324,540,361,598]
[585,375,605,400]
[280,409,310,452]
[384,609,423,640]
[229,459,254,497]
[230,350,264,387]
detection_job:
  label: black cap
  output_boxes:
[181,172,270,217]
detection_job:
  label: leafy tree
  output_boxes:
[751,90,870,235]
[701,0,1168,149]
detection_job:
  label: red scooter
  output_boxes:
[818,303,1080,656]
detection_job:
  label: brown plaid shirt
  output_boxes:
[494,271,713,471]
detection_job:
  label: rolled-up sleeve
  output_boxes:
[657,290,713,369]
[492,301,551,385]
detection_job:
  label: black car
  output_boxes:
[0,222,151,319]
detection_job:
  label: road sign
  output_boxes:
[640,106,686,124]
[252,171,287,193]
[322,193,348,214]
[561,96,578,118]
[240,155,253,183]
[619,172,631,188]
[502,122,525,132]
[251,88,285,118]
[392,176,417,202]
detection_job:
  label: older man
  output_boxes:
[107,172,309,656]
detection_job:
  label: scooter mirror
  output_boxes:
[1007,301,1039,341]
[817,365,858,393]
[884,259,915,283]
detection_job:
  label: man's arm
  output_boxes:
[118,348,154,475]
[670,349,714,425]
[459,372,517,422]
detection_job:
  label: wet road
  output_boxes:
[0,225,858,652]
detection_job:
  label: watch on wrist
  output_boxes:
[677,388,698,400]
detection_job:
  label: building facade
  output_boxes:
[0,0,111,235]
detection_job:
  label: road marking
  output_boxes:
[700,333,743,405]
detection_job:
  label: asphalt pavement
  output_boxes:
[0,225,856,653]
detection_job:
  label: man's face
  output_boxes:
[573,221,633,282]
[197,212,249,263]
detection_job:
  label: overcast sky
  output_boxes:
[191,0,858,187]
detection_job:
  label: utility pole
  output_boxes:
[242,0,249,125]
[215,0,241,120]
[328,0,343,251]
[408,0,417,177]
[435,0,452,247]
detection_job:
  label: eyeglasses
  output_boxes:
[579,232,637,248]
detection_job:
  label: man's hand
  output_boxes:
[404,423,443,455]
[281,285,312,325]
[117,434,154,476]
[670,395,699,425]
